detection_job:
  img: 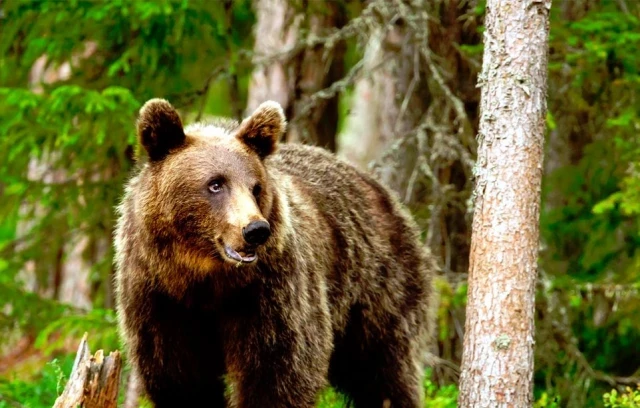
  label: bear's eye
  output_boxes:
[252,184,262,200]
[208,179,224,194]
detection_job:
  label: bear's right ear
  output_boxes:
[137,98,185,161]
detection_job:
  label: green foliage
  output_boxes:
[534,392,561,408]
[0,282,68,336]
[315,371,458,408]
[1,0,255,95]
[423,375,458,408]
[535,1,640,405]
[435,278,466,343]
[317,387,347,408]
[0,356,73,408]
[34,308,119,355]
[0,0,256,402]
[0,362,456,408]
[604,386,640,408]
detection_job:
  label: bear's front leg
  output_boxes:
[222,288,333,408]
[130,324,228,407]
[124,290,229,408]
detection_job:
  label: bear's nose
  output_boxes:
[242,220,271,246]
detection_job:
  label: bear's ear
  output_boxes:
[236,101,286,159]
[137,98,185,161]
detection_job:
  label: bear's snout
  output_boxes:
[242,220,271,246]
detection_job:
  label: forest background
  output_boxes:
[1,0,640,407]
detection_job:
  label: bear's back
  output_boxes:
[266,143,429,326]
[266,142,414,238]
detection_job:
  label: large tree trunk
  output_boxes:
[246,0,345,151]
[458,0,551,406]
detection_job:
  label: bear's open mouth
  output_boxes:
[224,245,257,263]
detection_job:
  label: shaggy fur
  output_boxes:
[114,99,437,408]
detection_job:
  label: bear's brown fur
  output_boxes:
[114,98,437,408]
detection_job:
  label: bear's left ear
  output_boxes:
[236,101,286,159]
[137,98,185,161]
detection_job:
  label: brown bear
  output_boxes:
[114,98,437,408]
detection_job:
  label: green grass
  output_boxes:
[0,357,458,408]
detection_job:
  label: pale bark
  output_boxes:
[458,0,551,407]
[16,154,94,309]
[16,44,99,309]
[339,23,422,195]
[246,0,344,151]
[122,371,141,408]
[53,334,122,408]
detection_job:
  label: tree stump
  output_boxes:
[53,333,122,408]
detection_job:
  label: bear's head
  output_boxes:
[135,98,286,269]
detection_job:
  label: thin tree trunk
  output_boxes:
[122,370,141,408]
[246,0,344,151]
[16,47,99,310]
[339,23,424,195]
[458,0,551,407]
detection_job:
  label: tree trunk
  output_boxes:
[458,0,551,407]
[53,334,122,408]
[15,47,100,310]
[122,371,142,408]
[245,0,344,151]
[339,23,424,195]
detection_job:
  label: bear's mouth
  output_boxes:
[224,245,257,264]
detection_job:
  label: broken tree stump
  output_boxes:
[53,333,122,408]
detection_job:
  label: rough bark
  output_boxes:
[53,334,122,408]
[246,0,344,151]
[458,0,551,407]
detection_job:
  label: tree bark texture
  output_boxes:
[246,0,345,151]
[53,334,122,408]
[458,1,551,407]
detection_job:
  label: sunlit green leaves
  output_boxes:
[0,85,139,177]
[0,357,73,408]
[538,2,640,405]
[603,386,640,408]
